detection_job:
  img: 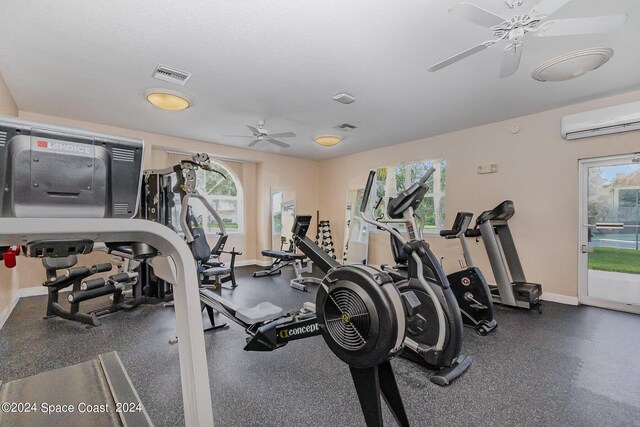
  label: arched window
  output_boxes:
[189,160,244,234]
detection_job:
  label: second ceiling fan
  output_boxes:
[226,120,296,148]
[428,0,628,78]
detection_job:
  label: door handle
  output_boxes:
[582,245,594,253]
[595,222,625,229]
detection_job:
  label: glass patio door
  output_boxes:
[579,155,640,313]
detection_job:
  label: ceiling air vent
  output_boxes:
[333,123,357,131]
[152,64,191,86]
[0,131,6,147]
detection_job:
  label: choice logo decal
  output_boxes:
[36,140,92,154]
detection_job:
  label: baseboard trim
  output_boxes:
[541,292,579,306]
[17,285,49,298]
[0,294,20,330]
[234,259,271,267]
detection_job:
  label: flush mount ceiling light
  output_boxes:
[314,135,342,147]
[145,89,191,111]
[531,47,614,82]
[332,92,356,104]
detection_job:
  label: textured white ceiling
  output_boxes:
[0,0,638,160]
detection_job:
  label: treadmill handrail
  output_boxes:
[0,218,214,427]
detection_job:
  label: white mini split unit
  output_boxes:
[561,101,640,140]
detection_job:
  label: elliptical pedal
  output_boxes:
[430,354,472,386]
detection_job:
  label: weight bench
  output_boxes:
[253,250,307,277]
[254,250,322,292]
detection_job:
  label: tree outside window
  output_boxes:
[172,160,243,234]
[373,159,446,232]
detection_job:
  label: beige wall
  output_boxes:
[0,73,18,320]
[12,111,320,289]
[0,73,17,116]
[3,85,640,304]
[319,90,640,298]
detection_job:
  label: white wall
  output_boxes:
[319,90,640,299]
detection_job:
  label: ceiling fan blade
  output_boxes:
[247,125,260,135]
[450,3,506,28]
[428,41,495,72]
[530,0,571,18]
[248,139,261,147]
[266,138,290,148]
[268,132,296,138]
[534,14,628,37]
[499,43,523,78]
[223,135,252,138]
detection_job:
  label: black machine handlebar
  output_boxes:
[419,167,435,185]
[360,170,377,214]
[386,167,436,219]
[439,212,474,239]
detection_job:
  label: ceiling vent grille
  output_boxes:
[0,131,6,147]
[152,64,191,86]
[333,123,357,131]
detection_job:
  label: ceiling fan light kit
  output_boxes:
[428,0,627,78]
[314,135,342,147]
[532,47,614,82]
[145,89,191,111]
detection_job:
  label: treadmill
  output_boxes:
[469,200,542,310]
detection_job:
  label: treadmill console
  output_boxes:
[0,116,144,219]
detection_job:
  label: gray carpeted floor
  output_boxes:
[1,265,639,426]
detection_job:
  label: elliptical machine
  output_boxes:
[328,169,471,385]
[440,212,497,335]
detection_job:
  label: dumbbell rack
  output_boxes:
[315,220,336,260]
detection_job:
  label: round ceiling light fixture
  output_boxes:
[314,135,342,147]
[145,89,191,111]
[531,47,614,82]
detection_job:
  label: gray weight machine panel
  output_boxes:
[0,352,152,426]
[0,116,144,218]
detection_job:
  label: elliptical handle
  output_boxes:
[419,167,436,185]
[361,170,376,213]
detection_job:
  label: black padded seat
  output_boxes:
[204,259,224,268]
[202,266,232,276]
[235,302,283,324]
[42,255,78,270]
[260,250,306,261]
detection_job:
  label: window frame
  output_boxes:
[370,158,446,236]
[192,160,245,236]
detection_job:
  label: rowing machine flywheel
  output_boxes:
[315,265,406,369]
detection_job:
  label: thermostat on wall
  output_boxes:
[478,164,498,174]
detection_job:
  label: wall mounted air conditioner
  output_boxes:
[561,101,640,140]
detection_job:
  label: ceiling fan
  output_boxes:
[428,0,628,78]
[225,121,296,148]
